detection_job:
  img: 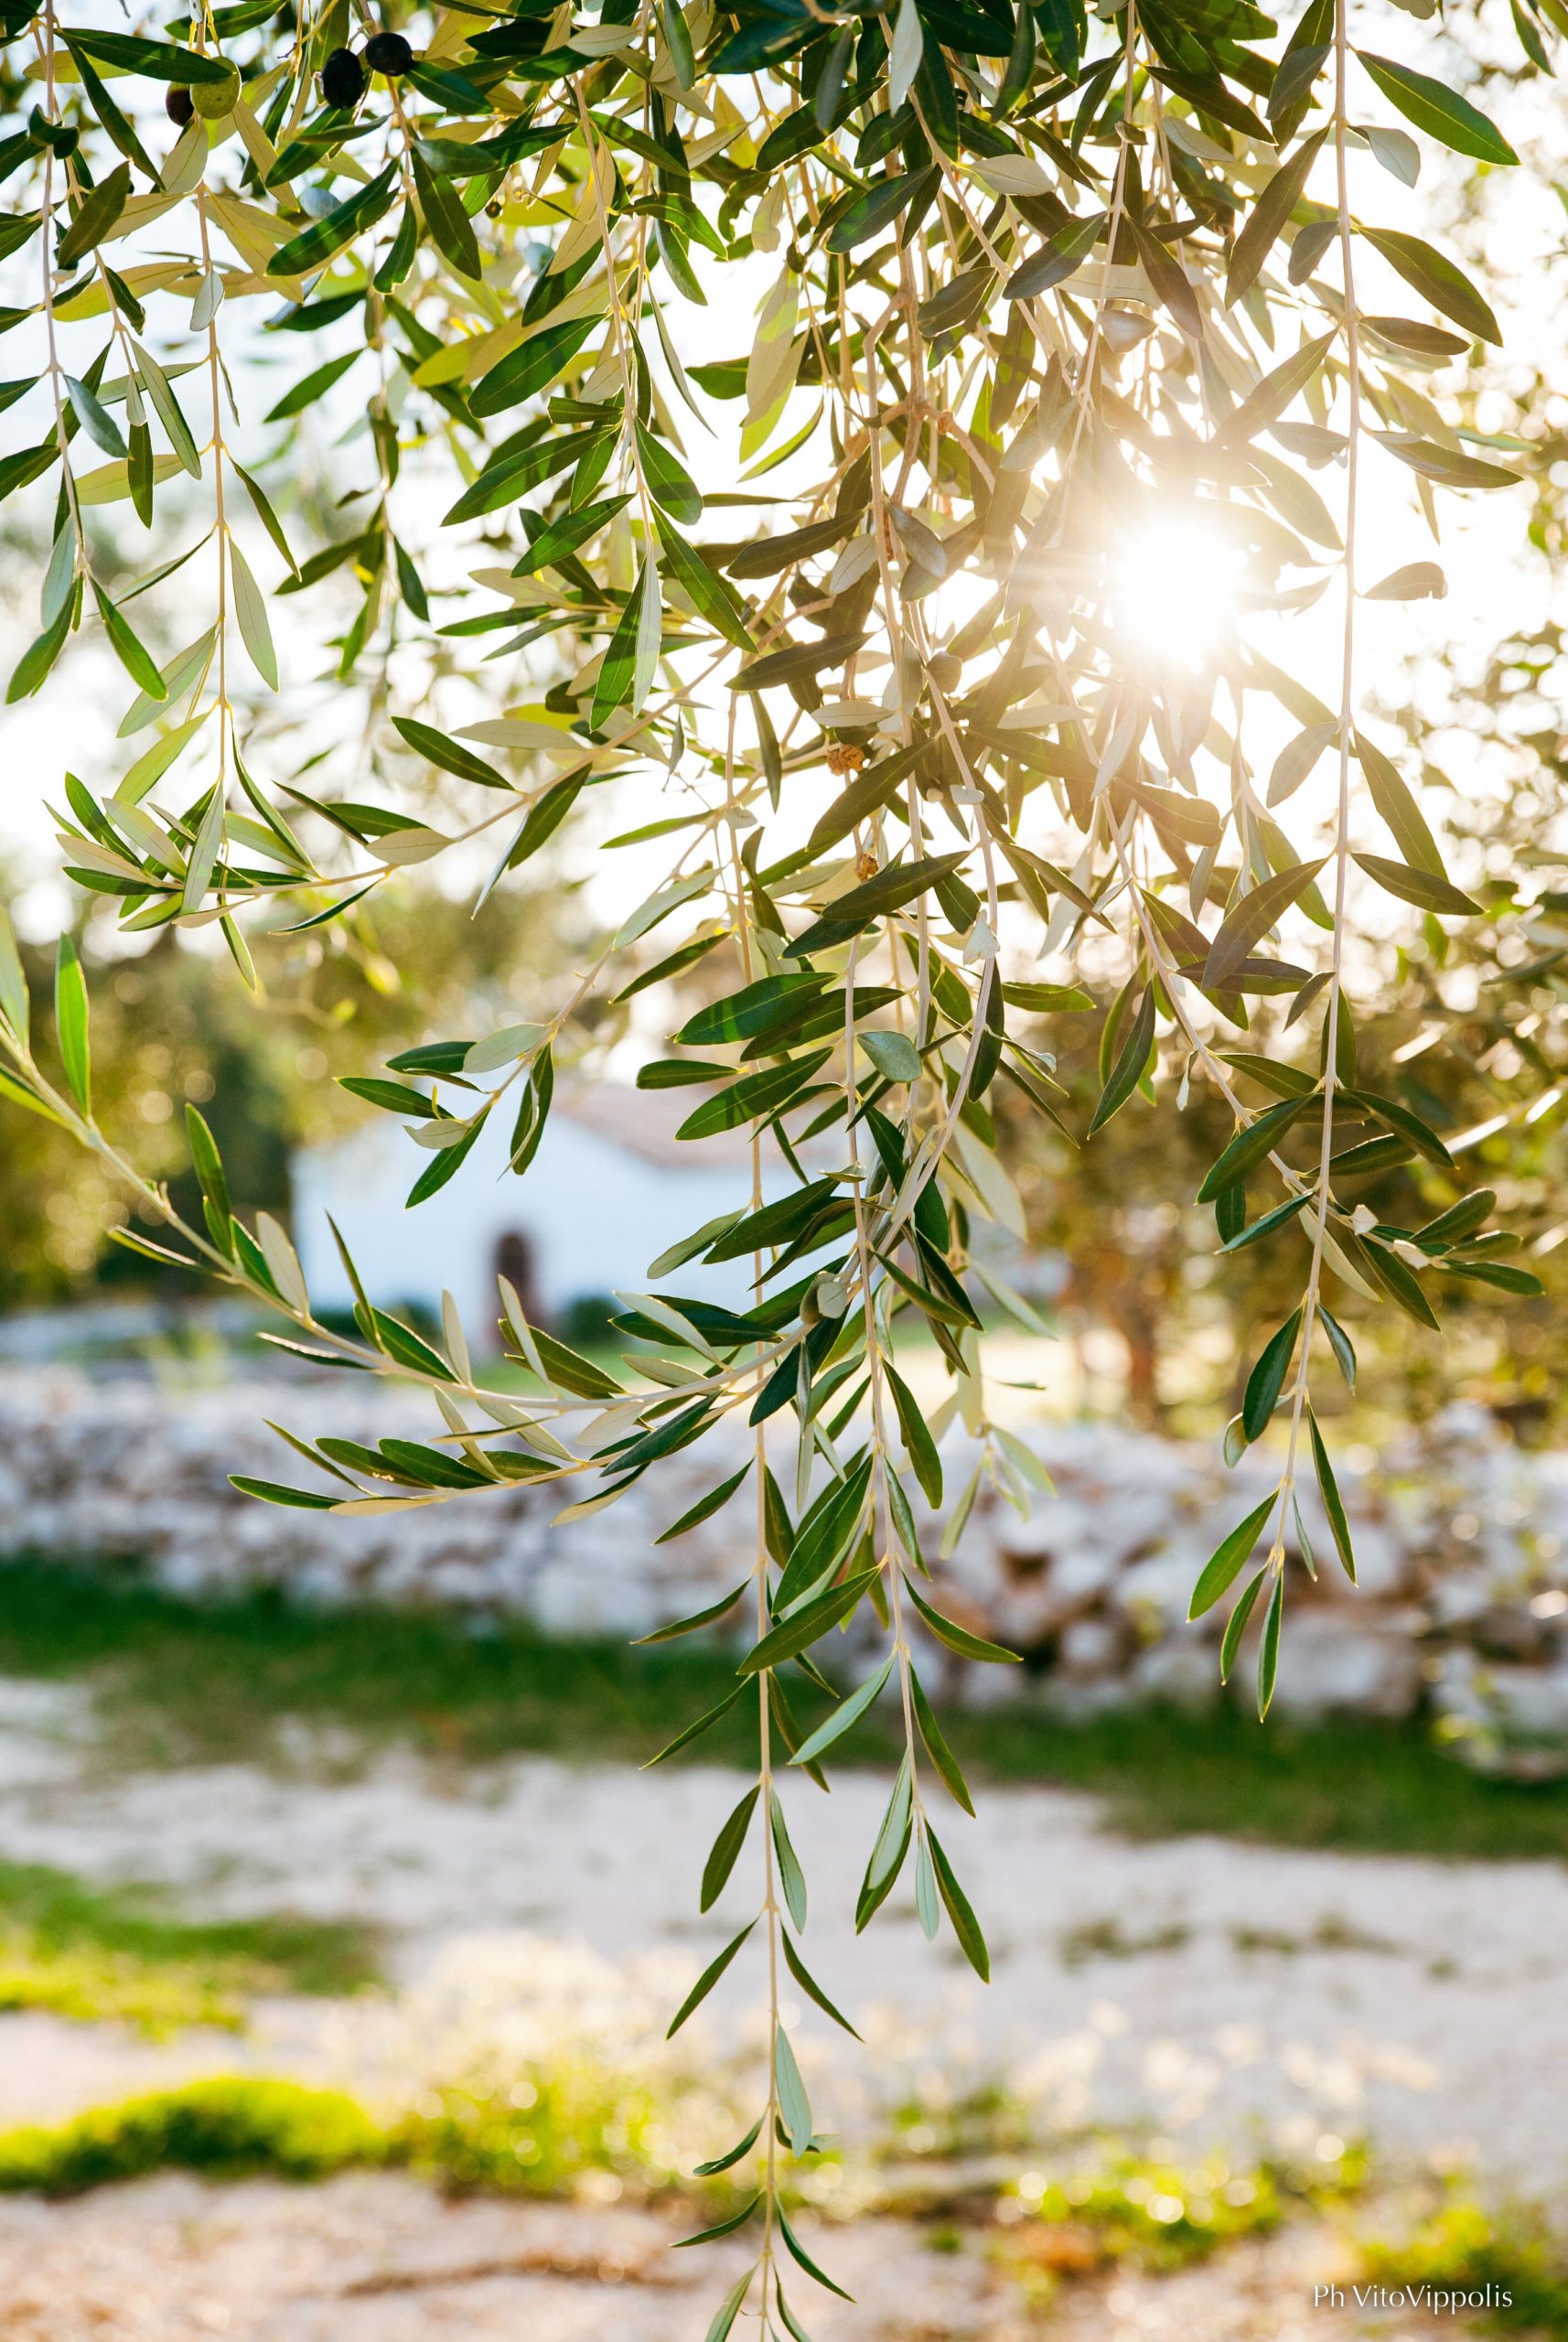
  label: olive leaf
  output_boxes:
[1356,51,1519,167]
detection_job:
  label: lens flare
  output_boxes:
[1111,512,1244,670]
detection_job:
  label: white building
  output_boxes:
[292,1081,794,1346]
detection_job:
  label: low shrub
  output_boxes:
[1357,2192,1568,2336]
[0,2079,388,2196]
[998,2138,1369,2305]
[399,2062,672,2197]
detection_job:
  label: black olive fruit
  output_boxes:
[485,198,502,219]
[320,45,367,107]
[192,59,242,118]
[165,85,195,124]
[363,30,414,74]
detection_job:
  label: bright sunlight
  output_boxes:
[1111,510,1247,670]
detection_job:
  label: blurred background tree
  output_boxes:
[0,874,589,1310]
[996,897,1565,1437]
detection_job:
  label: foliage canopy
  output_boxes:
[0,0,1560,2312]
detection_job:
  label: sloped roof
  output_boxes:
[553,1078,757,1169]
[553,1078,837,1174]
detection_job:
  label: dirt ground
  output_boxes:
[0,2170,1503,2342]
[4,1679,1567,2179]
[0,1680,1559,2336]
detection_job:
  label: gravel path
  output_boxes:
[0,2173,1499,2341]
[0,2174,998,2341]
[0,1679,1555,2337]
[1,1681,1564,2180]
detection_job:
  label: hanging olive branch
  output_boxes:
[1255,0,1368,1715]
[0,0,1557,2315]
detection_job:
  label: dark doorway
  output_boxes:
[494,1230,544,1327]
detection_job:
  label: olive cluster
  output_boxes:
[165,62,240,124]
[163,28,413,124]
[321,30,416,108]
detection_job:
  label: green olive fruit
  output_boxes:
[191,61,241,118]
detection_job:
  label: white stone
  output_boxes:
[5,1370,1566,1741]
[1113,1548,1211,1628]
[1128,1631,1221,1711]
[1254,1613,1423,1724]
[1434,1648,1568,1740]
[1300,1512,1407,1602]
[1057,1616,1127,1680]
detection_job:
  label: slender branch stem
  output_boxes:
[37,5,88,575]
[722,679,782,2331]
[195,190,231,794]
[1273,0,1362,1539]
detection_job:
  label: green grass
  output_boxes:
[0,2069,697,2204]
[0,2079,389,2194]
[956,1706,1568,1861]
[999,2137,1368,2301]
[3,2064,1551,2342]
[1356,2190,1568,2337]
[18,2070,1552,2342]
[5,1557,1568,1861]
[0,1554,768,1771]
[0,1856,382,2034]
[0,2066,1363,2301]
[405,2067,680,2197]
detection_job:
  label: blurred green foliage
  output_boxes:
[1357,2186,1568,2337]
[1001,921,1566,1434]
[0,875,585,1309]
[0,1856,381,2034]
[0,2079,387,2195]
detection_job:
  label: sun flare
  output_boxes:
[1111,512,1246,671]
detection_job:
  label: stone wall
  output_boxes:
[3,1373,1567,1767]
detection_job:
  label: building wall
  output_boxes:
[292,1104,776,1341]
